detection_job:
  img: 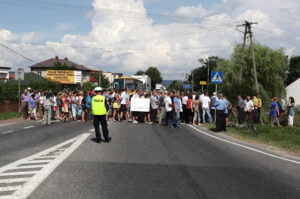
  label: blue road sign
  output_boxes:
[182,84,192,90]
[211,71,223,83]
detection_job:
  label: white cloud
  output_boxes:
[0,0,300,79]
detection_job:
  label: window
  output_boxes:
[38,71,42,76]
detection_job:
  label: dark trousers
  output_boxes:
[254,109,260,124]
[87,108,92,120]
[216,110,226,131]
[22,102,29,119]
[165,111,173,126]
[93,115,109,141]
[182,105,188,123]
[238,108,244,124]
[187,109,193,124]
[150,108,158,122]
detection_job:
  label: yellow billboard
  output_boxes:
[46,70,82,84]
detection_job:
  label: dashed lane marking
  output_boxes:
[1,131,14,135]
[0,132,90,199]
[23,126,35,129]
[188,124,300,166]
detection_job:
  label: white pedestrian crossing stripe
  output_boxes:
[0,133,90,199]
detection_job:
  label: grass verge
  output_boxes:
[0,111,21,121]
[202,123,300,154]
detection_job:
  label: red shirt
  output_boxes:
[187,99,193,109]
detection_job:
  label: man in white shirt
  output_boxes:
[182,93,188,123]
[120,89,129,121]
[201,92,212,123]
[164,92,173,126]
[244,96,254,123]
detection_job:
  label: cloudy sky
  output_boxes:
[0,0,299,80]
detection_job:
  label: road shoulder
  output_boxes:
[189,124,300,162]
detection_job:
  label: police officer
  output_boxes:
[214,94,227,132]
[92,87,111,143]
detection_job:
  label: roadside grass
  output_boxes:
[0,111,21,121]
[202,123,300,154]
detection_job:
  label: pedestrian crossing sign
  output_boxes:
[211,71,223,83]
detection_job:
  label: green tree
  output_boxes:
[188,56,219,92]
[91,73,110,89]
[286,56,300,85]
[135,70,145,75]
[218,42,288,105]
[82,82,96,92]
[145,66,163,89]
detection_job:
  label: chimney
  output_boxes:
[55,56,58,60]
[64,57,68,61]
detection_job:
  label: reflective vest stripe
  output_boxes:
[92,95,107,115]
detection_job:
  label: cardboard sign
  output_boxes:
[131,98,150,112]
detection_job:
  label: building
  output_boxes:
[0,67,11,82]
[29,56,100,85]
[286,77,300,106]
[103,72,123,86]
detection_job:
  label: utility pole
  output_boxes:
[207,58,210,92]
[238,24,248,84]
[236,21,259,93]
[98,71,101,87]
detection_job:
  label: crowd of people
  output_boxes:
[20,87,296,128]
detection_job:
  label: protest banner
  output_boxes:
[130,98,150,112]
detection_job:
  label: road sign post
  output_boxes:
[15,68,24,113]
[211,72,223,123]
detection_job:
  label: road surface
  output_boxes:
[0,120,299,199]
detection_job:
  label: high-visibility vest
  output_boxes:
[253,97,262,109]
[92,95,107,115]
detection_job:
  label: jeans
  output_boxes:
[87,107,92,120]
[72,104,78,118]
[170,111,180,127]
[202,107,212,123]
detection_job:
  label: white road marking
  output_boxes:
[0,133,90,199]
[0,186,21,192]
[0,172,36,177]
[0,179,30,183]
[89,129,94,132]
[23,126,35,129]
[1,131,14,135]
[188,124,300,165]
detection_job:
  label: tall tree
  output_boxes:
[135,70,145,75]
[286,56,300,85]
[188,56,219,92]
[218,42,288,104]
[145,66,163,89]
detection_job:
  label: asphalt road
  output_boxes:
[1,120,300,199]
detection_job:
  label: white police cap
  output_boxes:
[94,87,103,92]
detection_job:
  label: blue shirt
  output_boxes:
[28,98,36,108]
[173,97,180,111]
[86,95,92,109]
[215,98,227,111]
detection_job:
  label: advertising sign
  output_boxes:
[130,98,150,112]
[200,81,207,85]
[46,70,82,84]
